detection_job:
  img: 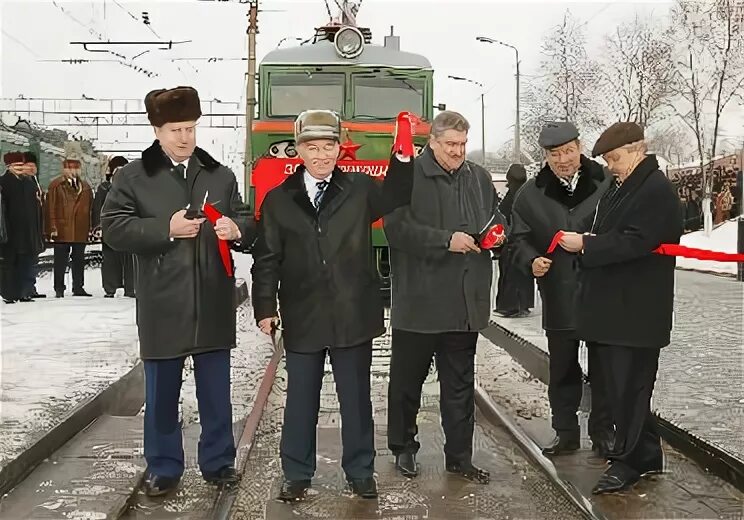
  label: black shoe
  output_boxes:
[445,462,490,484]
[542,435,580,456]
[639,454,664,476]
[591,437,615,459]
[277,479,311,502]
[592,464,640,495]
[395,452,418,477]
[104,293,115,298]
[3,299,16,304]
[30,292,46,299]
[18,296,33,302]
[348,477,378,498]
[203,465,239,486]
[55,291,64,298]
[496,309,519,317]
[124,292,136,298]
[72,290,92,297]
[143,473,181,497]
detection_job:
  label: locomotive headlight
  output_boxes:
[334,26,364,59]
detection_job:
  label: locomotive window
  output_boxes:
[268,72,345,117]
[352,75,425,120]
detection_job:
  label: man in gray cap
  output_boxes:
[509,121,614,458]
[251,109,413,501]
[557,122,683,494]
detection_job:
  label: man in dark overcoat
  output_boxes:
[509,122,614,457]
[0,151,45,303]
[558,122,683,494]
[384,111,506,484]
[93,156,135,297]
[101,86,256,496]
[251,109,413,501]
[495,163,534,318]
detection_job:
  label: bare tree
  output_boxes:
[668,0,744,233]
[521,11,606,160]
[646,124,695,166]
[599,16,676,126]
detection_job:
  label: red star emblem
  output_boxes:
[338,137,362,161]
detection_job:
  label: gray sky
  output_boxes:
[0,0,685,170]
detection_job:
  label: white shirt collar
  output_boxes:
[169,157,189,178]
[303,170,332,202]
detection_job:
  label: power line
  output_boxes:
[2,29,42,59]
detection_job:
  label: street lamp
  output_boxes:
[476,36,520,164]
[447,75,485,165]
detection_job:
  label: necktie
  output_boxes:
[314,180,329,210]
[175,164,186,179]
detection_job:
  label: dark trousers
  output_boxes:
[281,342,375,481]
[29,254,40,294]
[547,333,613,439]
[495,249,534,313]
[387,329,477,465]
[592,343,662,473]
[1,252,35,300]
[53,243,86,292]
[101,243,134,295]
[143,349,234,478]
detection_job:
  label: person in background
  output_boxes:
[0,151,45,303]
[495,163,534,318]
[46,158,93,298]
[94,156,135,298]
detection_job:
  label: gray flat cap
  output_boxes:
[538,122,580,149]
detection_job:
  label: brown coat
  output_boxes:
[45,175,93,243]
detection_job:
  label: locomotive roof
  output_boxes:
[261,40,432,69]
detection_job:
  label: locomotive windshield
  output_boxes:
[352,73,425,120]
[268,72,345,117]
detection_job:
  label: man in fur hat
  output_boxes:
[94,156,134,297]
[0,151,45,303]
[251,109,413,501]
[557,122,683,494]
[101,86,256,496]
[45,157,94,298]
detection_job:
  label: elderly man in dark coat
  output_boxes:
[101,86,255,497]
[509,122,614,458]
[251,109,413,501]
[384,111,506,485]
[0,151,45,303]
[558,122,683,494]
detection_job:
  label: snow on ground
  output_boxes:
[678,218,741,275]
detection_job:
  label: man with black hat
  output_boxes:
[22,152,46,299]
[0,151,45,303]
[251,109,413,501]
[94,156,134,298]
[46,158,94,298]
[509,122,614,458]
[101,86,255,496]
[557,122,683,494]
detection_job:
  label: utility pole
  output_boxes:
[481,93,486,166]
[514,57,520,164]
[476,36,521,163]
[245,1,258,200]
[447,75,485,164]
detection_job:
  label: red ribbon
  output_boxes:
[546,230,744,262]
[480,224,505,249]
[392,112,421,159]
[202,202,234,277]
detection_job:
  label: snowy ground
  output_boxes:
[678,218,741,275]
[0,251,263,476]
